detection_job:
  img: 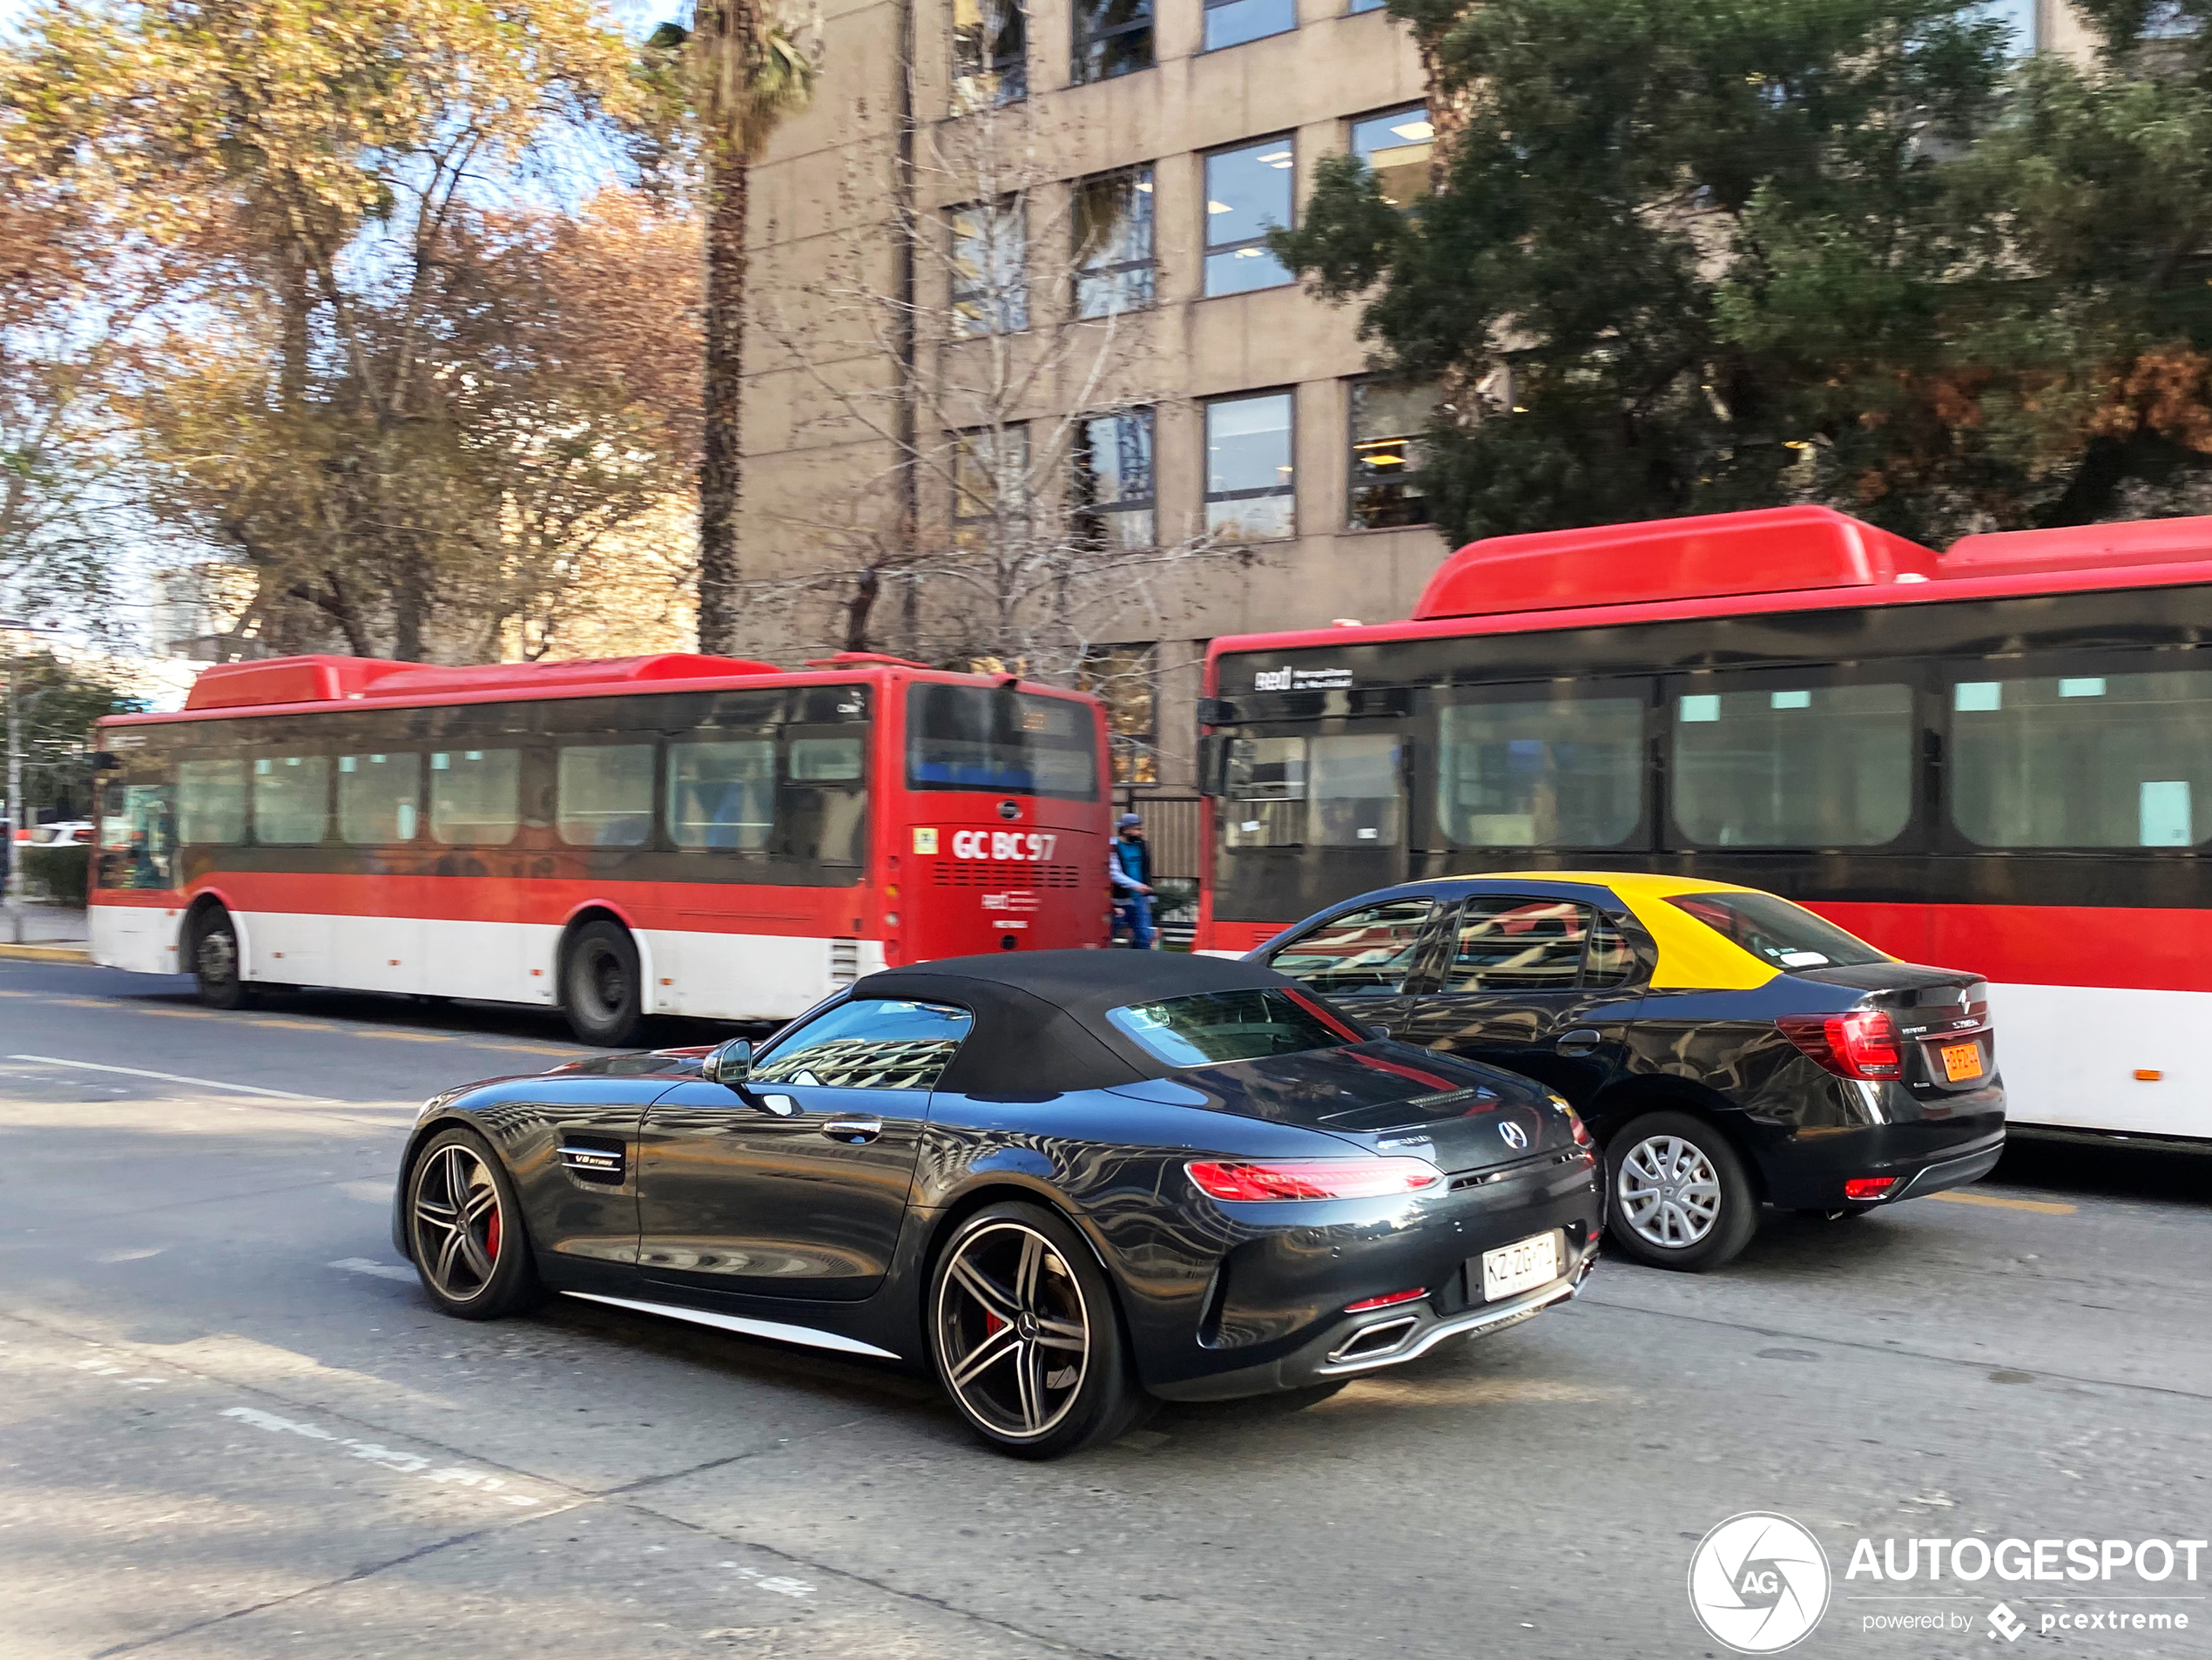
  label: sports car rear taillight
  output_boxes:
[1777,1009,1903,1081]
[1184,1157,1442,1202]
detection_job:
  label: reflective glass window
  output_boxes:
[1071,0,1152,83]
[1443,899,1594,992]
[952,0,1027,111]
[1949,667,2212,847]
[98,783,176,890]
[1074,170,1155,317]
[1205,392,1294,540]
[1349,105,1434,206]
[338,753,421,844]
[1269,898,1433,995]
[558,744,655,847]
[1348,378,1436,530]
[1204,139,1293,295]
[949,199,1028,337]
[1204,0,1293,51]
[1670,683,1913,847]
[1072,408,1155,550]
[252,754,328,845]
[428,749,520,847]
[669,738,775,850]
[1437,694,1643,847]
[178,758,247,846]
[752,998,974,1089]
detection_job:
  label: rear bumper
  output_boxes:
[1150,1251,1596,1402]
[1763,1123,2006,1209]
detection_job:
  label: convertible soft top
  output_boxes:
[853,950,1323,1096]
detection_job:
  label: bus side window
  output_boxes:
[338,753,422,843]
[177,758,247,846]
[252,754,330,845]
[1307,734,1402,847]
[428,750,521,847]
[668,738,775,851]
[785,735,867,867]
[556,744,655,847]
[99,782,177,890]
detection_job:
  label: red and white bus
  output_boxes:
[1196,504,2212,1144]
[91,651,1110,1043]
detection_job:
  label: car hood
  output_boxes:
[1106,1042,1579,1174]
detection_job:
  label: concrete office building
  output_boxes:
[734,0,2074,798]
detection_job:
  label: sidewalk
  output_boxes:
[0,901,91,962]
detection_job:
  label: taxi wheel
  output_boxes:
[1603,1110,1759,1272]
[405,1127,539,1319]
[928,1202,1146,1460]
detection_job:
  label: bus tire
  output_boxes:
[563,920,644,1048]
[188,908,255,1011]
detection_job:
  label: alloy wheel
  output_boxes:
[197,924,239,994]
[935,1221,1091,1441]
[1615,1135,1723,1249]
[412,1143,504,1301]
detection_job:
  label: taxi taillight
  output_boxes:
[1777,1009,1903,1081]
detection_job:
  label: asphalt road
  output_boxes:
[4,957,2210,1659]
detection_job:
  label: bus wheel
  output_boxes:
[563,921,644,1048]
[189,908,254,1011]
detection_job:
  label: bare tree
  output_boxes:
[742,92,1262,694]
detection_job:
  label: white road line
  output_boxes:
[7,1055,330,1101]
[218,1406,544,1505]
[330,1258,417,1283]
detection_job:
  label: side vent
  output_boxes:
[558,1137,627,1185]
[830,938,860,984]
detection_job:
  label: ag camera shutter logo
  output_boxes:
[1688,1512,1831,1653]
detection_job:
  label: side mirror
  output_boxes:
[1366,1023,1392,1041]
[700,1037,752,1086]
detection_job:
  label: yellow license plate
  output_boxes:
[1940,1041,1983,1083]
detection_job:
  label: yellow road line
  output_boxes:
[1929,1189,2077,1216]
[355,1029,453,1043]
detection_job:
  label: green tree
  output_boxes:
[644,5,817,655]
[1275,0,2212,545]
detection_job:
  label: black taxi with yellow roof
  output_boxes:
[1249,873,2005,1272]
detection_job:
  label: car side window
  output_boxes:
[1268,899,1434,995]
[1444,898,1595,992]
[1584,913,1637,987]
[750,998,974,1090]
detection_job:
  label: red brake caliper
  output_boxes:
[485,1204,502,1264]
[983,1311,1005,1338]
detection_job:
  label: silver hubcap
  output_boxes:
[1617,1135,1723,1249]
[935,1222,1089,1441]
[412,1144,503,1299]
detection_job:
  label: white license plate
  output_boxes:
[1479,1231,1561,1302]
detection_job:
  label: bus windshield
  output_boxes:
[906,684,1098,799]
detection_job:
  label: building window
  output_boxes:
[1072,408,1155,550]
[1348,378,1435,529]
[1079,643,1158,784]
[1205,391,1294,541]
[949,199,1028,337]
[1204,0,1293,50]
[1346,0,1385,13]
[952,424,1029,550]
[1349,105,1434,206]
[1071,0,1152,83]
[952,0,1027,111]
[1204,138,1294,296]
[1073,168,1155,317]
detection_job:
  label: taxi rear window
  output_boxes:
[1107,989,1352,1068]
[1668,891,1887,970]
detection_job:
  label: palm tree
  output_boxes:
[664,3,817,654]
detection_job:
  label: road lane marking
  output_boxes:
[357,1029,454,1043]
[8,1055,331,1101]
[1929,1189,2077,1215]
[218,1406,546,1504]
[331,1258,418,1283]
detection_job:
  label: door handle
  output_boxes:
[821,1117,883,1144]
[1555,1029,1602,1056]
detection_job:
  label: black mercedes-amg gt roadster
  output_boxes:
[393,951,1602,1457]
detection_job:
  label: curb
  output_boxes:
[0,943,92,964]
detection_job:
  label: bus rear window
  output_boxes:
[906,684,1098,800]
